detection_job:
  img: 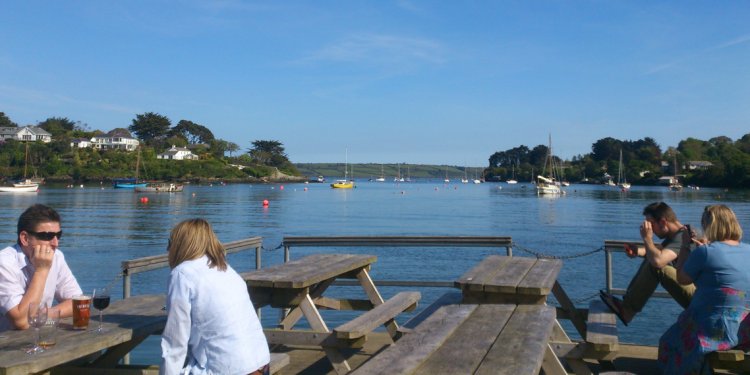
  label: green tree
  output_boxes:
[227,142,240,157]
[38,117,77,138]
[0,112,17,127]
[170,120,215,144]
[248,140,287,166]
[129,112,171,143]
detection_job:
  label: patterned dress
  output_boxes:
[658,242,750,374]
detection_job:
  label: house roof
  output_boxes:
[102,128,135,138]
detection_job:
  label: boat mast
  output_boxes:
[23,143,29,179]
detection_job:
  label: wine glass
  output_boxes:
[92,287,110,333]
[26,302,48,354]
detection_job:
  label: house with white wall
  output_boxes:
[90,129,139,151]
[157,145,198,160]
[0,126,52,143]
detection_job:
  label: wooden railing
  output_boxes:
[282,236,514,288]
[120,236,263,298]
[603,240,670,298]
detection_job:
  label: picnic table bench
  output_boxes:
[242,253,420,374]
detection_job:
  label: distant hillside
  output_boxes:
[294,163,485,180]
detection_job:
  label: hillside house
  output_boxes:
[0,126,52,143]
[157,145,198,160]
[90,129,140,151]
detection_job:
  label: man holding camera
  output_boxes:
[600,201,695,325]
[0,204,82,331]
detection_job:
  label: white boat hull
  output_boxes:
[0,184,38,193]
[537,183,561,195]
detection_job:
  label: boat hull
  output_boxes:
[0,185,38,193]
[331,180,354,189]
[135,183,184,193]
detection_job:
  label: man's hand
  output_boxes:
[624,243,639,258]
[30,244,54,270]
[640,220,654,243]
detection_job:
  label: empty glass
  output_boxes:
[39,309,59,349]
[26,302,48,354]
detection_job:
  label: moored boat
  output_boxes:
[134,182,184,193]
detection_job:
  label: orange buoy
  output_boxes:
[262,199,269,206]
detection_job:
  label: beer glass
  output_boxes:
[72,295,91,330]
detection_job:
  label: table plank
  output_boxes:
[413,304,515,374]
[454,255,510,292]
[475,304,556,375]
[282,254,377,288]
[241,254,341,287]
[351,304,477,375]
[0,295,166,375]
[484,256,536,294]
[516,258,562,296]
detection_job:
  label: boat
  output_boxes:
[667,152,683,191]
[308,176,326,183]
[0,144,39,193]
[114,149,148,188]
[617,149,631,190]
[375,165,385,182]
[506,164,518,184]
[331,149,354,189]
[134,182,184,193]
[537,135,562,195]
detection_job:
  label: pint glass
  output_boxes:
[72,295,91,330]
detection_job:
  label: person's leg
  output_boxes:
[619,258,661,322]
[656,265,694,309]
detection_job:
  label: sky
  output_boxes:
[1,1,749,167]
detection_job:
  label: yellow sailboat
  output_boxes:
[331,149,354,189]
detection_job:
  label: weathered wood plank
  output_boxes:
[474,304,556,375]
[401,292,463,330]
[283,254,376,288]
[586,299,619,352]
[517,258,562,296]
[241,254,340,288]
[484,256,535,294]
[350,304,477,375]
[454,255,509,292]
[334,292,421,339]
[283,236,513,248]
[413,304,515,375]
[269,352,290,374]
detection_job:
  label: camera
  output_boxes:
[685,224,695,238]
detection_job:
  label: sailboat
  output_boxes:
[444,166,450,183]
[668,153,683,191]
[375,164,386,182]
[536,135,562,195]
[617,149,631,190]
[506,164,518,184]
[113,149,148,188]
[394,163,405,182]
[331,149,354,189]
[0,143,39,193]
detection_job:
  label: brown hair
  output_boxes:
[17,204,61,244]
[702,205,743,242]
[167,218,227,271]
[642,202,677,223]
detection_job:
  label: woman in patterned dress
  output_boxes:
[658,205,750,374]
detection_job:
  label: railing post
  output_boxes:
[506,245,513,256]
[255,245,261,270]
[123,272,130,299]
[284,245,290,263]
[605,245,613,294]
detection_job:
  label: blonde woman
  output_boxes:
[160,219,269,375]
[659,205,750,374]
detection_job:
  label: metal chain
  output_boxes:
[513,243,604,260]
[261,242,284,252]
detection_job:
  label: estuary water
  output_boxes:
[1,181,749,364]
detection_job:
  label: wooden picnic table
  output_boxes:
[241,253,420,375]
[0,294,166,375]
[352,301,562,375]
[455,255,562,304]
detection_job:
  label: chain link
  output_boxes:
[261,242,284,252]
[513,242,604,260]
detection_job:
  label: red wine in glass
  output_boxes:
[92,288,110,333]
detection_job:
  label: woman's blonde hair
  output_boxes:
[167,218,227,270]
[702,205,743,243]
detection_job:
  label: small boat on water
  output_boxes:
[113,178,148,189]
[537,135,563,195]
[134,182,184,193]
[331,149,355,189]
[0,179,38,193]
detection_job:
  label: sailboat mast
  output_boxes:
[23,143,29,179]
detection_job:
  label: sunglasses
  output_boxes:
[27,230,63,241]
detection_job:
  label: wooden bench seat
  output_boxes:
[334,291,421,340]
[709,349,750,373]
[586,299,618,353]
[351,303,557,374]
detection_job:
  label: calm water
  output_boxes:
[2,181,749,364]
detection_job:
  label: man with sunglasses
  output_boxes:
[0,204,82,331]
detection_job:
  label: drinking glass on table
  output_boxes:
[92,287,110,333]
[39,309,59,349]
[26,302,48,354]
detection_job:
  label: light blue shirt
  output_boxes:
[160,256,269,375]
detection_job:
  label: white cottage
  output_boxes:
[157,145,198,160]
[90,129,140,151]
[0,126,52,143]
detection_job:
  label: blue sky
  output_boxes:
[1,1,749,166]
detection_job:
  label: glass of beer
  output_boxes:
[72,295,91,330]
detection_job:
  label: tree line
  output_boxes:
[0,111,298,182]
[487,134,750,188]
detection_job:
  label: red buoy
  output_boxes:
[262,199,269,206]
[140,197,149,203]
